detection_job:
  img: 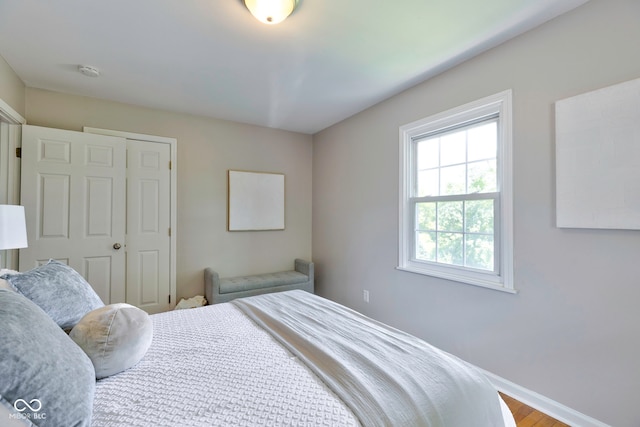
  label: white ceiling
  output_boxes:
[0,0,588,134]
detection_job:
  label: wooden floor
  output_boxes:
[500,392,571,427]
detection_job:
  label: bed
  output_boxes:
[1,261,516,427]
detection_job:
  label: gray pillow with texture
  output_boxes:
[0,289,95,427]
[70,303,153,379]
[1,260,104,330]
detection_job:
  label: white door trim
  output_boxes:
[0,97,25,205]
[84,126,177,309]
[0,97,26,125]
[0,97,25,269]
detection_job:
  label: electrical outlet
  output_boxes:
[363,289,370,303]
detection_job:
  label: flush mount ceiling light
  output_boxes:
[244,0,298,25]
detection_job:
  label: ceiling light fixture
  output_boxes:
[244,0,298,25]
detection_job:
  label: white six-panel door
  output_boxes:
[20,125,127,304]
[20,125,174,313]
[126,140,172,313]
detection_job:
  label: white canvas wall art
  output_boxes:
[555,77,640,229]
[228,170,285,231]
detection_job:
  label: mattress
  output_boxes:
[92,292,515,426]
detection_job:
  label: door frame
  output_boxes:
[84,126,177,309]
[0,97,25,270]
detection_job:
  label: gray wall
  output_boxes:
[312,1,640,426]
[25,88,313,302]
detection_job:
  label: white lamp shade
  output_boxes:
[244,0,297,25]
[0,205,28,250]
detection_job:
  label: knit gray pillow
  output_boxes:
[0,289,95,427]
[1,260,104,330]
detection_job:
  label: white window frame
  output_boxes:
[398,90,515,293]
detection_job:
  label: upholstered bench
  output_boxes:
[204,259,314,304]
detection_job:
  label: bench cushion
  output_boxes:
[204,259,314,305]
[220,271,308,294]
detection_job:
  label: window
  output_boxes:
[398,90,514,292]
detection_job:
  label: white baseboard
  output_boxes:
[480,369,610,427]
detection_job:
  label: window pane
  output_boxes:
[440,164,465,195]
[440,131,466,166]
[416,202,436,230]
[465,200,494,234]
[417,138,439,170]
[416,231,436,261]
[437,201,463,232]
[437,232,463,266]
[467,159,496,193]
[468,121,497,162]
[417,169,439,197]
[465,234,494,271]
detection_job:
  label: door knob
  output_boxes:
[113,243,122,250]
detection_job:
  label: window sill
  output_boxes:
[396,266,518,294]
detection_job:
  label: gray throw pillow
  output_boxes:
[1,260,104,330]
[0,289,95,427]
[70,303,153,379]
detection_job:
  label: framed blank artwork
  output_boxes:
[228,170,285,231]
[555,77,640,230]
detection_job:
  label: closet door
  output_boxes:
[84,127,177,313]
[125,140,172,313]
[20,125,127,304]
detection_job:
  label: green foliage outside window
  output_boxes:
[414,121,497,271]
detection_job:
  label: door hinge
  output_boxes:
[169,160,172,170]
[168,295,171,304]
[168,227,171,237]
[15,147,21,158]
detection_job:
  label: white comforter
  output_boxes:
[233,290,504,427]
[92,291,508,426]
[92,301,359,426]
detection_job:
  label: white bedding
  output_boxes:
[233,291,504,426]
[92,291,515,426]
[92,302,359,426]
